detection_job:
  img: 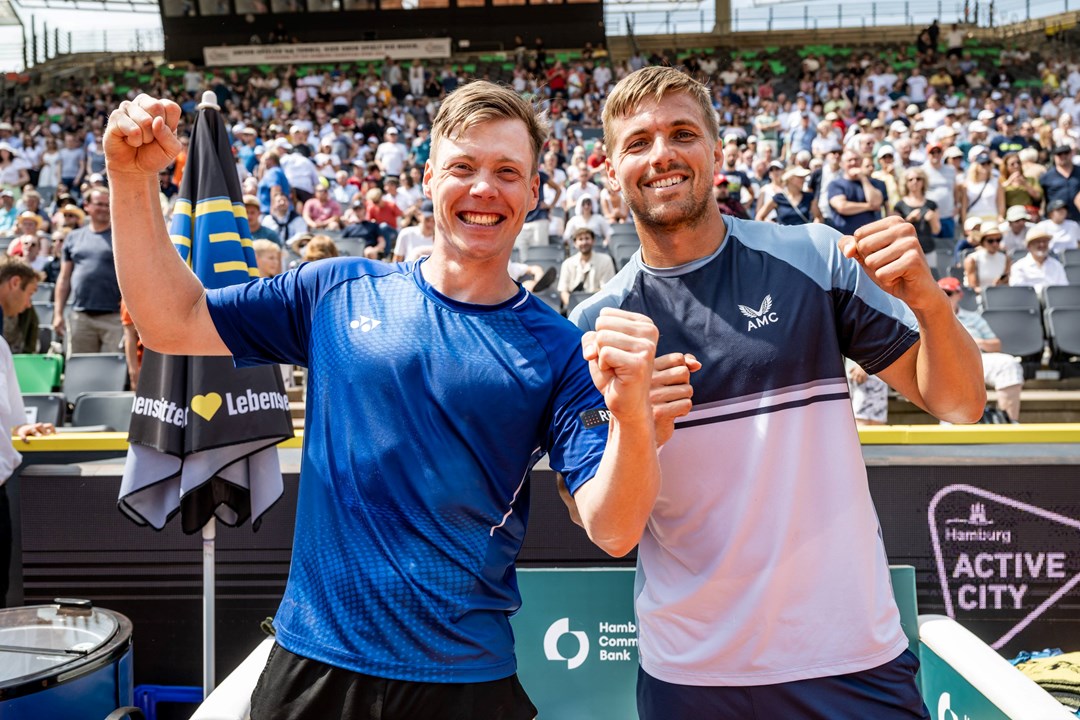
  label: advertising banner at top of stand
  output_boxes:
[203,37,451,67]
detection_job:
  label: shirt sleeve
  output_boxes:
[205,259,331,368]
[543,341,608,496]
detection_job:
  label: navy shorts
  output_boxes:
[250,644,537,720]
[638,649,930,720]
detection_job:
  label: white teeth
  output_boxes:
[648,176,685,189]
[461,212,501,226]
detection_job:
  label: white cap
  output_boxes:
[890,121,909,134]
[875,144,896,159]
[969,121,989,133]
[977,109,996,122]
[944,146,964,159]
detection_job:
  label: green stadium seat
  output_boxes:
[13,354,62,394]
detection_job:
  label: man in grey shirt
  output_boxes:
[54,187,122,354]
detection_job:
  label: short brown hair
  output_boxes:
[0,257,41,287]
[603,66,718,151]
[430,81,548,173]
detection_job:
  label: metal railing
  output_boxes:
[604,0,1077,37]
[21,26,164,69]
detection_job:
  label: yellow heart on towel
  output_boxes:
[190,392,223,421]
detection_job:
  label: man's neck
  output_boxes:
[90,220,110,233]
[637,204,727,269]
[421,244,519,305]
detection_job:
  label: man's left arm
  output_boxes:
[840,216,985,422]
[571,308,660,558]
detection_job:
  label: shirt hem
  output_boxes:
[274,625,519,684]
[639,635,909,687]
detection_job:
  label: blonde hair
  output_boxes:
[602,66,718,151]
[252,238,281,259]
[302,235,340,262]
[900,166,928,196]
[430,80,548,173]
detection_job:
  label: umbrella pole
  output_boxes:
[202,517,216,698]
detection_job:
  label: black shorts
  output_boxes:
[250,644,538,720]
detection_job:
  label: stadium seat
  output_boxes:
[1043,285,1080,310]
[523,245,564,264]
[37,326,53,354]
[613,243,638,270]
[610,224,639,239]
[1047,308,1080,358]
[70,391,135,432]
[13,353,62,393]
[61,354,128,406]
[21,393,65,426]
[335,237,368,258]
[32,282,54,303]
[980,309,1045,360]
[32,301,52,327]
[565,291,594,316]
[533,290,561,314]
[1062,249,1080,266]
[1066,265,1080,285]
[980,286,1040,312]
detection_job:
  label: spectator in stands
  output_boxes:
[872,145,901,210]
[1001,205,1032,256]
[278,141,319,205]
[58,134,86,203]
[755,166,818,225]
[364,187,401,257]
[563,166,600,211]
[895,166,942,267]
[256,151,290,215]
[243,195,281,247]
[393,199,435,263]
[262,190,307,249]
[0,192,16,236]
[999,151,1043,218]
[962,146,1004,225]
[302,184,342,232]
[846,358,889,426]
[0,258,56,605]
[924,141,961,246]
[374,126,407,178]
[563,196,611,246]
[1040,145,1080,224]
[939,277,1023,422]
[963,220,1010,294]
[600,180,629,225]
[1033,198,1080,254]
[300,234,339,262]
[54,187,121,354]
[713,174,749,219]
[557,226,615,310]
[252,238,283,279]
[0,145,29,201]
[828,149,886,234]
[1010,228,1066,293]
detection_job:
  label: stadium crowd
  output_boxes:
[0,25,1078,421]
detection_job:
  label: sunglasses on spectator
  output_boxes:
[982,237,1002,244]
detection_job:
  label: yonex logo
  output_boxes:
[544,618,589,670]
[350,315,382,333]
[738,294,780,332]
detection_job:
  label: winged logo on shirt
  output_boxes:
[738,295,773,319]
[738,295,780,332]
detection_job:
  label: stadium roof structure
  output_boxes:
[12,0,157,11]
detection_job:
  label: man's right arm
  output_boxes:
[105,95,230,357]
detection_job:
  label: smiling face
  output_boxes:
[423,117,538,262]
[605,91,720,234]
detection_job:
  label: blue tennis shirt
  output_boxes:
[207,257,608,683]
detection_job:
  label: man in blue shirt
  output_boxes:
[1040,145,1080,224]
[828,149,888,235]
[105,83,661,720]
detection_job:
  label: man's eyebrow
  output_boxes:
[620,119,703,142]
